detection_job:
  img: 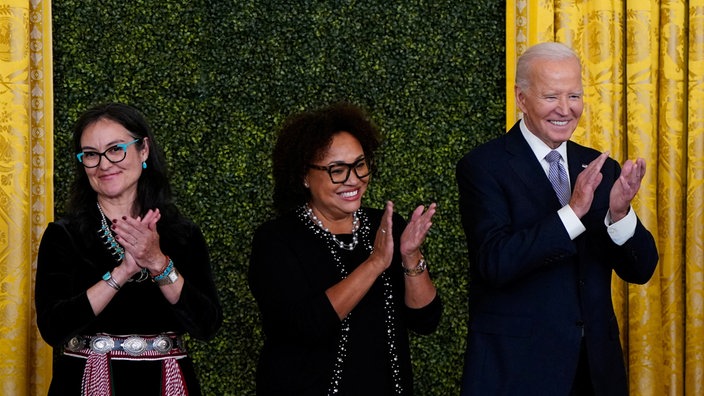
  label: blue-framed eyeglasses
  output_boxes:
[76,139,141,168]
[307,157,371,184]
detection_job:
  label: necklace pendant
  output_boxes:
[131,268,149,282]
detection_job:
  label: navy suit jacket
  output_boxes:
[456,122,658,395]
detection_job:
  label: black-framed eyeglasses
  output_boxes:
[76,139,142,168]
[308,157,371,184]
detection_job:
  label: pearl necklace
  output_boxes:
[305,204,359,251]
[297,205,403,395]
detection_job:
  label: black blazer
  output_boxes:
[456,122,658,395]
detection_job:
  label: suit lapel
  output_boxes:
[502,124,605,207]
[504,124,561,207]
[565,141,601,189]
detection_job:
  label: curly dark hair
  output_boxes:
[66,102,180,235]
[272,102,381,214]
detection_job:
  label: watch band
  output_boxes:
[155,267,180,286]
[402,256,427,277]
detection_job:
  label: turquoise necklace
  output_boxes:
[96,202,125,262]
[96,202,149,282]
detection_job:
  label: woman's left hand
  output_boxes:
[399,203,437,257]
[112,208,165,274]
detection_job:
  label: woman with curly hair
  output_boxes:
[249,102,442,395]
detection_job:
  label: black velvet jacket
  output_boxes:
[35,206,222,395]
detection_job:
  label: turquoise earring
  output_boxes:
[142,161,147,169]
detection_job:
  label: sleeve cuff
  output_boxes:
[558,205,586,240]
[604,206,637,245]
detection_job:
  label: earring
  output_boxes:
[142,162,147,169]
[304,181,309,188]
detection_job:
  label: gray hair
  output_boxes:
[515,42,581,91]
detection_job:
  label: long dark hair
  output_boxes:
[66,103,180,233]
[272,102,381,214]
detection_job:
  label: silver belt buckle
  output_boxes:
[66,336,86,352]
[90,336,115,354]
[153,335,173,353]
[122,336,148,356]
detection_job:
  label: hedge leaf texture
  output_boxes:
[53,1,505,394]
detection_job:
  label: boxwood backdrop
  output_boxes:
[52,1,506,394]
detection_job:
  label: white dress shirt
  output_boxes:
[519,119,636,245]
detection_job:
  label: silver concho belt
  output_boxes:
[64,333,185,357]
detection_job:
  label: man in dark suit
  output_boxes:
[456,42,659,395]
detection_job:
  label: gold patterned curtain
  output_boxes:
[0,0,53,395]
[507,1,704,394]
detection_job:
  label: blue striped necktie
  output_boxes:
[545,150,570,206]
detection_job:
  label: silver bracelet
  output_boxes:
[102,272,121,291]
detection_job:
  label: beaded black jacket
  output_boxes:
[249,207,442,395]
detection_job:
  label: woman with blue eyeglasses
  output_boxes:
[249,102,442,395]
[35,102,222,395]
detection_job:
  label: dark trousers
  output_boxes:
[570,340,594,396]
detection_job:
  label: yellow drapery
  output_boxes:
[507,1,704,394]
[0,0,53,395]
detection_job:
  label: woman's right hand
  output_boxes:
[123,251,144,277]
[325,201,397,320]
[112,209,165,275]
[368,201,395,273]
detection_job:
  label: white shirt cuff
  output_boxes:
[558,205,586,240]
[604,207,637,246]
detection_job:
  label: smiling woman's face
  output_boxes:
[79,118,149,204]
[305,131,369,222]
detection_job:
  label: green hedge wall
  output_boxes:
[52,1,506,394]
